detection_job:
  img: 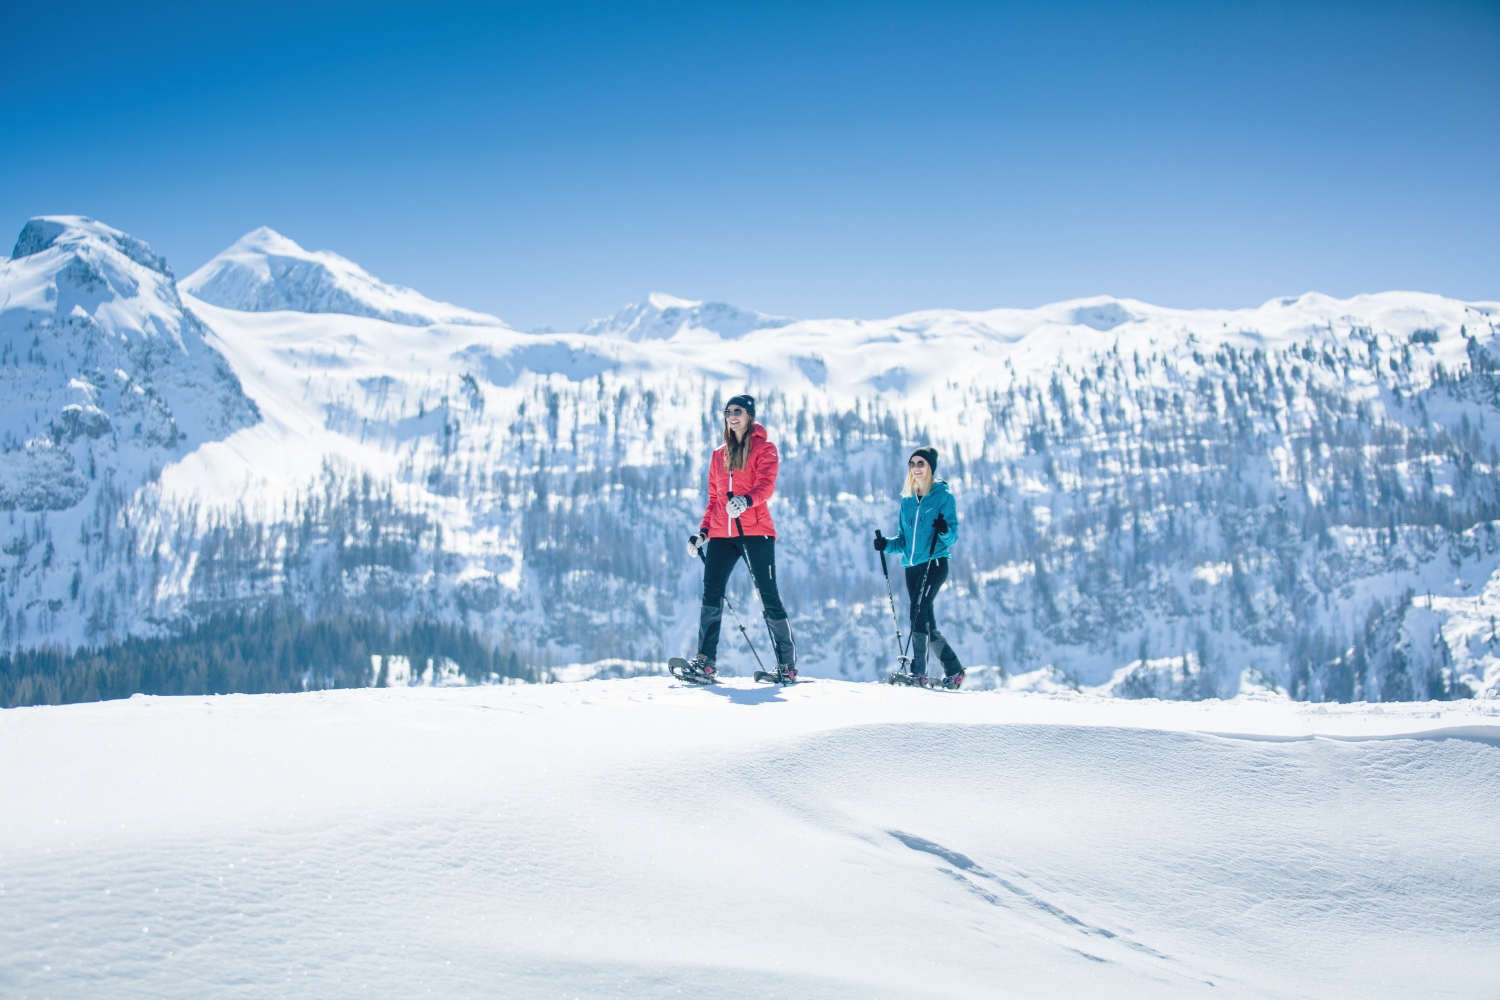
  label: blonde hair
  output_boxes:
[900,469,928,499]
[724,421,751,472]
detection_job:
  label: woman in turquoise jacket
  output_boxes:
[874,446,964,688]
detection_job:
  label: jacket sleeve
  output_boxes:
[744,439,779,506]
[940,491,959,548]
[699,460,719,534]
[888,499,908,553]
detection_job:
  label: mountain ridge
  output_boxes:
[182,226,505,328]
[579,291,795,341]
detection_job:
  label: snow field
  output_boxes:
[2,680,1498,998]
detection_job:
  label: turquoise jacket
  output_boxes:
[887,480,958,567]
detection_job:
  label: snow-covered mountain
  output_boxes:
[0,217,258,642]
[579,291,793,340]
[5,215,1500,704]
[181,226,503,327]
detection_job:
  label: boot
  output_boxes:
[765,615,796,670]
[670,653,715,682]
[930,628,963,680]
[909,632,930,685]
[696,603,723,663]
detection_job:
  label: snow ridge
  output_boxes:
[181,226,504,327]
[581,291,793,340]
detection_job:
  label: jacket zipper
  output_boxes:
[729,469,743,537]
[908,496,924,563]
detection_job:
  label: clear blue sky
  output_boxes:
[2,1,1496,331]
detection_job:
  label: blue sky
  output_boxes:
[2,1,1496,330]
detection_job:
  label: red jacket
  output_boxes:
[700,423,779,538]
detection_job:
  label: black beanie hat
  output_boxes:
[909,445,938,474]
[725,394,756,420]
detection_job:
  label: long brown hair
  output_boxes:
[724,420,752,472]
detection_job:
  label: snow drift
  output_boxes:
[2,679,1496,998]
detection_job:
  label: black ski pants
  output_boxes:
[906,557,961,677]
[697,536,795,665]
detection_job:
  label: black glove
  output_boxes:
[873,532,888,552]
[932,513,949,536]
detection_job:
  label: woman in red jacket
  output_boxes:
[683,394,796,681]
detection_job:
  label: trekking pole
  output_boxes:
[700,546,766,672]
[875,530,910,673]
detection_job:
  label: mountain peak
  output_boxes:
[0,215,259,513]
[645,291,700,310]
[581,292,794,340]
[182,228,504,328]
[223,225,310,258]
[12,215,171,276]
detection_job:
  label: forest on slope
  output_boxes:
[10,331,1499,704]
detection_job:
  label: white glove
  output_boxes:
[726,494,750,519]
[687,532,706,557]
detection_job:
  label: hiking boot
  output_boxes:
[941,669,964,690]
[775,663,797,683]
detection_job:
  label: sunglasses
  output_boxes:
[908,458,929,468]
[724,407,748,417]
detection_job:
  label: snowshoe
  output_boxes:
[940,670,965,690]
[888,670,927,687]
[669,655,717,685]
[754,664,801,685]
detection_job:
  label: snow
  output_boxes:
[2,680,1497,998]
[579,291,794,340]
[0,215,256,551]
[180,227,504,328]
